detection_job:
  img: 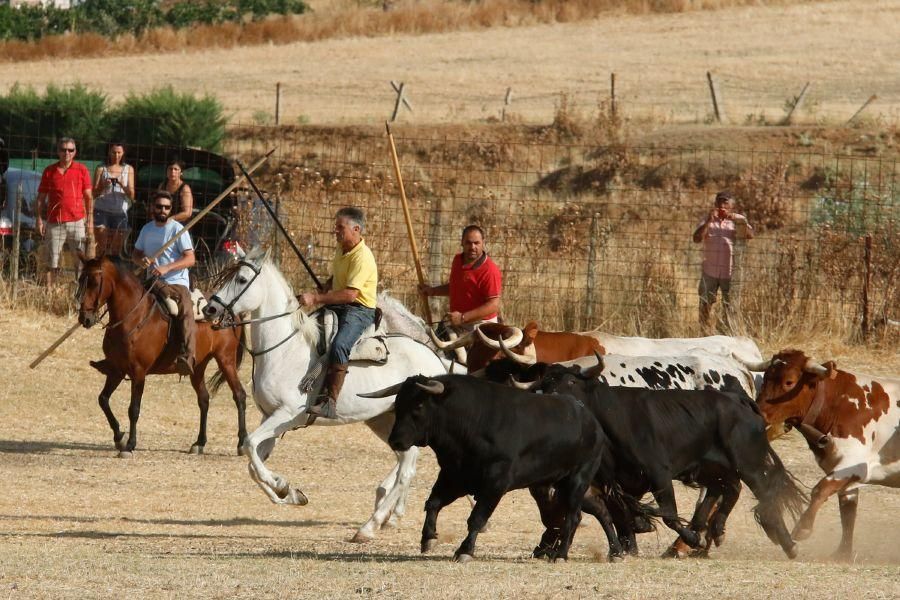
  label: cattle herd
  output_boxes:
[379,320,899,563]
[78,254,900,567]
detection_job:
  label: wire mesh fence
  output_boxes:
[2,114,897,343]
[224,124,899,341]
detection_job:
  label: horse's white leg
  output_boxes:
[244,408,309,505]
[374,463,400,510]
[352,446,419,543]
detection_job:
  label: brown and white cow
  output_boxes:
[745,348,900,559]
[430,321,605,372]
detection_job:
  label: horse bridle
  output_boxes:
[77,263,157,333]
[209,259,265,327]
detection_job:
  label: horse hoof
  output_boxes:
[421,538,437,553]
[351,530,375,544]
[792,526,812,541]
[786,543,799,560]
[118,451,133,459]
[237,446,247,457]
[189,444,204,455]
[454,553,473,564]
[288,488,308,506]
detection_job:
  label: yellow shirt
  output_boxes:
[331,238,378,309]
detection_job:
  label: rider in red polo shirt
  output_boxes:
[419,224,502,332]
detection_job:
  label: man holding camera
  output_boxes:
[692,190,753,331]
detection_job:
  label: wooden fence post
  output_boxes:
[9,182,22,287]
[847,94,878,125]
[427,195,444,307]
[782,81,810,125]
[861,234,873,339]
[584,212,601,327]
[501,87,512,122]
[390,81,413,122]
[610,73,617,118]
[275,82,281,125]
[706,71,726,123]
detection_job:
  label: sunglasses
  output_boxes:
[59,147,76,153]
[154,204,173,210]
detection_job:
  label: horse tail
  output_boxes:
[208,325,246,395]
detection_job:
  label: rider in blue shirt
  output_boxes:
[132,190,196,375]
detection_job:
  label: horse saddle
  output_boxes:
[162,289,209,321]
[320,307,389,364]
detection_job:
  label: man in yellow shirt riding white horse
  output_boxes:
[299,207,378,419]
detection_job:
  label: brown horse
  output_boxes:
[76,256,248,457]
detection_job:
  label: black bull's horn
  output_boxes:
[581,351,605,378]
[357,379,445,398]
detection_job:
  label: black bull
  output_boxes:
[508,363,807,558]
[362,375,651,562]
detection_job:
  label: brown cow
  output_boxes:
[430,321,605,372]
[745,348,900,560]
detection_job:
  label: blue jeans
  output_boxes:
[329,303,376,364]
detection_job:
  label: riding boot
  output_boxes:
[307,363,349,419]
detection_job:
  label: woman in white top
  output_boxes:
[92,142,135,257]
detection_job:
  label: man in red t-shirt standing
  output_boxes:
[419,224,502,333]
[35,137,94,285]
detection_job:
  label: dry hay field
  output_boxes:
[1,0,899,124]
[1,308,899,599]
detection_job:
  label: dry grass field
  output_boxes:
[1,309,899,599]
[1,0,898,124]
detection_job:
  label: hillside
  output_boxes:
[2,0,897,130]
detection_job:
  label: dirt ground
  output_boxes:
[1,309,898,599]
[1,1,898,125]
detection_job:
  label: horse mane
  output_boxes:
[377,291,430,344]
[249,249,320,348]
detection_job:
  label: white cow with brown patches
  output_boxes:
[745,348,900,560]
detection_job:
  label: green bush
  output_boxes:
[110,87,227,152]
[0,84,227,154]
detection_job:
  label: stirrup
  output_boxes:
[307,397,336,419]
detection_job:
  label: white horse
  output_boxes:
[203,248,452,542]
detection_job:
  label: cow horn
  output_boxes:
[428,327,474,350]
[499,335,535,365]
[509,375,537,390]
[802,358,830,377]
[795,423,835,452]
[358,381,406,398]
[734,355,773,372]
[476,325,524,350]
[415,380,445,395]
[580,351,605,378]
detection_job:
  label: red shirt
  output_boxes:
[448,253,502,319]
[38,161,91,223]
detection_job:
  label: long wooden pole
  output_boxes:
[29,148,276,369]
[385,122,433,325]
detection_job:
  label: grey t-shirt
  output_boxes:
[135,219,194,289]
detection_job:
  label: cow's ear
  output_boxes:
[524,321,539,341]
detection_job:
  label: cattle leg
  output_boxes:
[706,478,742,549]
[97,373,125,450]
[664,486,721,559]
[582,490,627,561]
[832,489,859,562]
[189,363,211,455]
[215,353,248,455]
[455,493,503,563]
[120,375,146,456]
[652,483,701,549]
[528,486,562,559]
[793,476,853,542]
[547,474,592,562]
[421,472,466,554]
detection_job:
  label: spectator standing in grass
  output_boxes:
[92,142,135,257]
[157,158,193,224]
[35,137,93,286]
[692,190,754,332]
